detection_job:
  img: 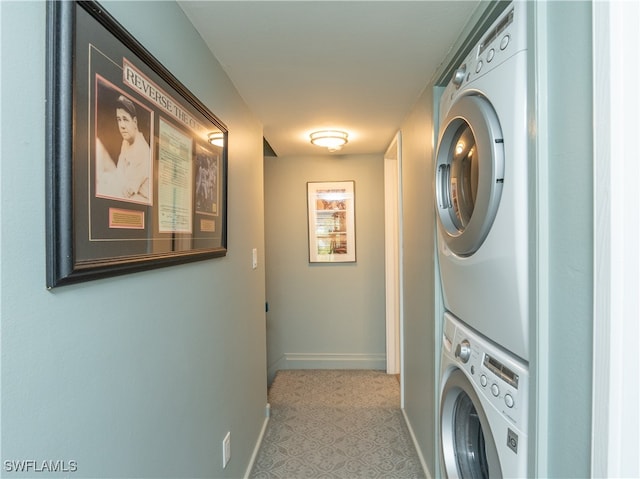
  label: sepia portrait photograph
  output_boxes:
[94,77,154,205]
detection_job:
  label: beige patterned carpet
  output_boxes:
[249,370,425,478]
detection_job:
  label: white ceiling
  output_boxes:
[178,1,481,157]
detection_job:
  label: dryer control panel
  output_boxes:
[440,1,527,118]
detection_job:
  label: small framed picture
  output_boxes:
[307,181,356,263]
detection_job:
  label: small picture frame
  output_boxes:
[307,181,356,263]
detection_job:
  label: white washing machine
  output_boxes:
[435,2,529,361]
[440,312,528,478]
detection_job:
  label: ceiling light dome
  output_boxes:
[208,132,225,147]
[310,130,348,152]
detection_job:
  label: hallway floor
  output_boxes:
[249,369,425,478]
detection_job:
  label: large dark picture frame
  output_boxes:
[46,1,228,288]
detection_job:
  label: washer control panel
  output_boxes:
[443,314,528,428]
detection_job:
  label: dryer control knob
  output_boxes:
[455,340,471,363]
[452,64,467,88]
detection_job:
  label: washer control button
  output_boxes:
[475,60,483,73]
[487,48,495,62]
[500,34,510,50]
[480,374,487,387]
[491,383,500,397]
[505,394,515,408]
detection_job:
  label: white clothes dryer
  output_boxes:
[440,312,528,478]
[435,2,530,361]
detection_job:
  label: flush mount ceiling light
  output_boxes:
[310,130,348,152]
[208,132,224,147]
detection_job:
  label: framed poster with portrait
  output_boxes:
[45,1,228,287]
[307,181,356,263]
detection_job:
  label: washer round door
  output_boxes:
[435,94,505,257]
[440,369,502,479]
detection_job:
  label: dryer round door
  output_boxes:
[435,94,505,257]
[440,369,502,478]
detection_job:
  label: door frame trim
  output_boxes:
[384,132,403,377]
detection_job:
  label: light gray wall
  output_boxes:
[398,87,438,477]
[264,154,386,383]
[538,2,593,476]
[1,2,266,478]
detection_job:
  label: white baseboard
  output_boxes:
[268,352,386,384]
[402,408,431,479]
[243,412,270,479]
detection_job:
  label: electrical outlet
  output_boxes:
[252,248,258,269]
[222,432,231,468]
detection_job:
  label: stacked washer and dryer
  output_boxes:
[435,3,529,478]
